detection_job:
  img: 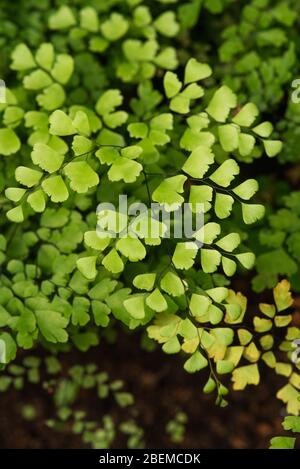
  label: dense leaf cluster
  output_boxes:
[0,0,299,423]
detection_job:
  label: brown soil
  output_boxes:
[0,328,291,449]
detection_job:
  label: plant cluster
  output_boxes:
[252,191,300,293]
[0,355,145,449]
[166,411,188,444]
[270,415,300,449]
[0,0,299,448]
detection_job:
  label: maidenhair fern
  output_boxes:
[1,44,298,411]
[252,191,300,293]
[270,416,300,449]
[0,0,299,435]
